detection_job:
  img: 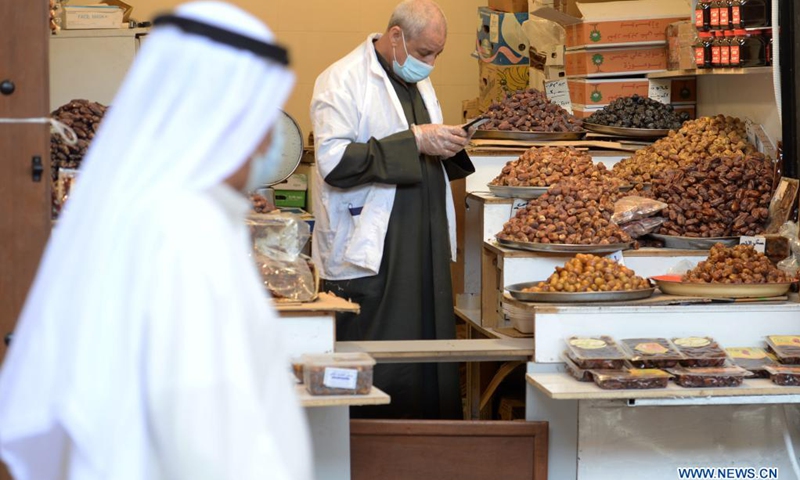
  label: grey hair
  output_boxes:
[387,0,447,39]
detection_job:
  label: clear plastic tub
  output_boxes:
[302,352,376,396]
[589,369,671,390]
[620,338,684,369]
[565,336,627,370]
[667,366,752,388]
[765,336,800,365]
[725,347,776,378]
[764,366,800,386]
[672,337,728,367]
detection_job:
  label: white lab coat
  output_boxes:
[310,33,458,280]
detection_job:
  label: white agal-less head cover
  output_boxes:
[0,2,310,480]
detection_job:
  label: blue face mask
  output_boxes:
[392,30,434,83]
[245,121,285,192]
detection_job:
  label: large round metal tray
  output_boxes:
[506,281,656,303]
[488,184,549,198]
[473,129,586,141]
[652,275,792,299]
[497,238,633,253]
[649,233,740,249]
[583,122,672,139]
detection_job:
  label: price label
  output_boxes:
[510,199,529,219]
[544,79,573,114]
[489,13,500,43]
[739,236,766,253]
[648,79,671,105]
[606,250,626,266]
[323,367,358,390]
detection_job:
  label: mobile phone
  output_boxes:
[463,116,489,131]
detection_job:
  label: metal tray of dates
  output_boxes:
[651,275,793,299]
[506,281,655,303]
[473,129,586,141]
[583,123,672,139]
[488,184,549,199]
[648,233,740,250]
[497,237,633,254]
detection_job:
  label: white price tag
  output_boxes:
[323,367,358,390]
[739,236,766,253]
[648,79,671,105]
[605,250,625,266]
[510,198,529,219]
[544,79,573,114]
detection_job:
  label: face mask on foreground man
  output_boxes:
[0,2,312,479]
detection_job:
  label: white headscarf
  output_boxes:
[0,2,309,480]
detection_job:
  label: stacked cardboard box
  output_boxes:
[530,0,695,118]
[475,6,531,111]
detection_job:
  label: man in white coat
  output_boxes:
[310,0,474,419]
[0,3,312,479]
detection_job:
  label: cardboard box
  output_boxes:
[667,20,698,71]
[529,65,566,90]
[568,78,648,106]
[531,0,691,50]
[571,104,603,118]
[490,0,529,13]
[565,45,667,77]
[61,5,123,29]
[476,7,530,66]
[671,78,697,103]
[462,97,483,122]
[479,62,530,110]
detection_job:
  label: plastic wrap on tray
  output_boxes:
[620,338,683,369]
[620,217,665,239]
[667,366,753,388]
[302,353,376,396]
[589,368,671,390]
[563,353,594,382]
[611,196,668,224]
[725,347,777,378]
[254,253,317,302]
[672,337,728,367]
[765,335,800,365]
[565,336,627,370]
[764,365,800,386]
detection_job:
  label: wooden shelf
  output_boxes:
[527,373,800,404]
[297,385,390,408]
[274,292,359,315]
[336,338,534,363]
[647,66,772,78]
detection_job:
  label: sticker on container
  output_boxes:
[769,336,800,347]
[635,342,669,355]
[544,79,573,114]
[605,250,625,266]
[510,199,529,219]
[674,337,711,348]
[323,367,358,390]
[489,13,500,44]
[739,236,766,253]
[726,347,767,360]
[570,338,607,350]
[629,369,670,377]
[648,79,671,105]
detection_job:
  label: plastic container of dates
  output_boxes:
[764,366,800,387]
[302,352,376,396]
[672,336,728,367]
[563,353,594,382]
[620,338,684,368]
[667,366,753,388]
[765,335,800,364]
[725,347,777,378]
[565,336,628,370]
[589,369,672,390]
